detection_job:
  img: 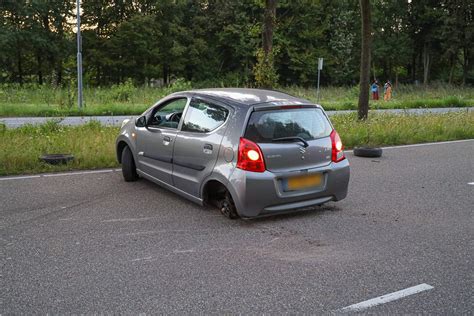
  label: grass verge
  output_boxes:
[0,112,473,176]
[0,121,118,176]
[331,111,474,148]
[0,83,472,117]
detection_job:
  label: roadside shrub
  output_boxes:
[39,119,63,134]
[163,78,192,94]
[110,79,135,102]
[253,48,279,89]
[443,96,463,107]
[84,120,103,130]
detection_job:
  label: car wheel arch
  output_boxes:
[201,175,241,213]
[116,138,134,163]
[202,179,227,205]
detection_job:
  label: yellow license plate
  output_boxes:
[287,173,323,191]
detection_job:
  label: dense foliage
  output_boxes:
[0,0,472,87]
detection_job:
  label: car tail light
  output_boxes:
[330,130,345,163]
[237,137,266,172]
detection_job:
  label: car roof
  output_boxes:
[184,88,312,107]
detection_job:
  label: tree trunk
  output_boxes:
[423,43,430,85]
[163,64,169,85]
[358,0,371,120]
[17,48,23,86]
[448,54,455,85]
[261,0,277,89]
[97,66,102,86]
[263,0,276,56]
[56,61,63,86]
[462,47,469,85]
[411,49,417,83]
[37,53,43,85]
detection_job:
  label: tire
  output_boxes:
[353,146,383,158]
[40,154,74,165]
[219,191,239,219]
[121,146,139,182]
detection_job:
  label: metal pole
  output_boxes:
[316,57,323,103]
[316,68,321,103]
[76,0,83,109]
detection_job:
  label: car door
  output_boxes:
[172,97,231,197]
[134,97,188,185]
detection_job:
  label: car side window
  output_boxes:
[148,98,187,129]
[181,99,229,133]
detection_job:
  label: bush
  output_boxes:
[110,79,136,102]
[163,78,192,94]
[253,48,279,88]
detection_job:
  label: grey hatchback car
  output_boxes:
[116,88,349,218]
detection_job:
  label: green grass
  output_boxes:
[1,112,472,176]
[0,121,118,176]
[332,111,474,148]
[0,82,472,117]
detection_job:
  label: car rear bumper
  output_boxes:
[228,158,350,218]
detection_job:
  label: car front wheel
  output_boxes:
[121,146,139,182]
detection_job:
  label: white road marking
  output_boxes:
[173,249,195,253]
[43,169,119,177]
[207,247,233,252]
[172,248,233,255]
[344,139,473,154]
[0,175,41,181]
[121,228,218,236]
[380,139,473,150]
[468,182,474,185]
[102,217,155,223]
[342,139,473,154]
[0,168,120,181]
[131,256,153,262]
[339,283,434,312]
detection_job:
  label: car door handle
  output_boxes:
[203,144,213,154]
[163,136,172,145]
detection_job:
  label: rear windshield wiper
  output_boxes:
[271,136,309,147]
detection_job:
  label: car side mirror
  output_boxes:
[135,116,147,127]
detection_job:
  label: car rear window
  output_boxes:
[244,108,332,143]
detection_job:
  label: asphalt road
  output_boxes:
[1,140,473,314]
[2,107,472,128]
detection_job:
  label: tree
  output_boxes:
[0,0,471,86]
[262,0,276,58]
[358,0,372,120]
[254,0,278,88]
[372,0,412,86]
[455,0,473,85]
[324,0,359,85]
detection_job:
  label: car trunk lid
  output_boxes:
[258,137,332,172]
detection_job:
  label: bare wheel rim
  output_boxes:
[220,200,232,217]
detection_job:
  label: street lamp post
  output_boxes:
[316,58,323,103]
[76,0,83,109]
